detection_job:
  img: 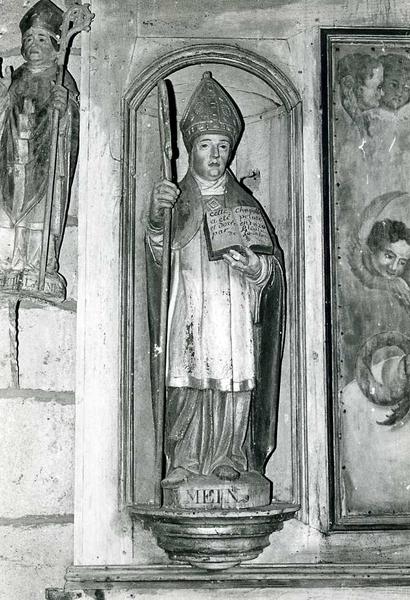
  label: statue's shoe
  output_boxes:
[212,465,240,481]
[162,467,191,486]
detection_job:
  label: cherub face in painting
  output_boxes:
[371,239,410,278]
[356,65,384,110]
[367,220,410,279]
[380,68,410,111]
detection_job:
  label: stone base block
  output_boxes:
[0,396,74,517]
[18,306,76,391]
[0,523,73,600]
[162,471,271,510]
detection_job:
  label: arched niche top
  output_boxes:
[123,43,301,113]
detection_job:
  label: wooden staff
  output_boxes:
[38,0,94,291]
[154,80,173,504]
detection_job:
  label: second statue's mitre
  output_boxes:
[19,0,63,40]
[180,72,243,151]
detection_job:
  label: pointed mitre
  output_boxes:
[20,0,63,39]
[180,72,243,151]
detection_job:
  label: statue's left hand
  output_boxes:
[51,84,68,114]
[222,247,262,279]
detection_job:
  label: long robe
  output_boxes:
[146,170,285,474]
[0,62,79,243]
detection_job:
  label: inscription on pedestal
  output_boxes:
[186,487,250,505]
[162,472,271,510]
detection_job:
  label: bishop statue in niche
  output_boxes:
[0,0,80,301]
[146,73,285,507]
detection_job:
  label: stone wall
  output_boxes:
[0,2,79,598]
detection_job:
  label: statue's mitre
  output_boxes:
[180,72,243,151]
[20,0,63,40]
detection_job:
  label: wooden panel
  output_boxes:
[323,29,410,528]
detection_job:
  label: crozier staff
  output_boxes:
[146,72,285,485]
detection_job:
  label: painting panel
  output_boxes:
[324,30,410,528]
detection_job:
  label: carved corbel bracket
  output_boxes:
[131,503,299,570]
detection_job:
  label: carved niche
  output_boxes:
[120,44,304,569]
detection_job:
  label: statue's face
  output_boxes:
[356,65,384,110]
[380,69,410,111]
[21,28,57,67]
[190,133,231,181]
[371,239,410,278]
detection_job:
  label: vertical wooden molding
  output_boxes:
[74,25,92,565]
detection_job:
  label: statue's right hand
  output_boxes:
[149,179,180,227]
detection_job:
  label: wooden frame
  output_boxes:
[322,28,410,530]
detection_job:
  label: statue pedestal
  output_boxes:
[131,503,299,570]
[0,270,66,302]
[162,471,271,510]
